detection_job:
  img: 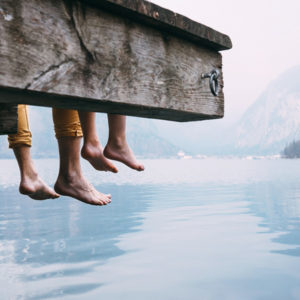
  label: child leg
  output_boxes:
[52,108,111,206]
[8,105,59,200]
[78,111,118,173]
[104,114,144,171]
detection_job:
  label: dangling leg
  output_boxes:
[52,108,111,206]
[78,111,118,173]
[8,105,59,200]
[104,114,144,171]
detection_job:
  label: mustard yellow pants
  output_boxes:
[7,105,83,148]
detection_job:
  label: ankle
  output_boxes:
[107,136,126,148]
[21,169,38,182]
[85,137,100,147]
[57,170,81,183]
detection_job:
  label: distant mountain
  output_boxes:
[233,65,300,155]
[0,107,181,158]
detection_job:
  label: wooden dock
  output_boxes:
[0,0,232,134]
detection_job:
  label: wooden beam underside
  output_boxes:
[0,87,221,122]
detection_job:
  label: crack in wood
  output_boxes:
[24,59,75,90]
[63,0,96,63]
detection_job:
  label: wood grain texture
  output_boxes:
[0,0,225,122]
[0,104,18,135]
[83,0,232,51]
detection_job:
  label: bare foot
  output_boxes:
[81,141,118,173]
[20,175,60,200]
[54,174,111,206]
[104,140,144,171]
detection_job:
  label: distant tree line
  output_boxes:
[282,140,300,158]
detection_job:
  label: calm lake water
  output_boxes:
[1,158,300,299]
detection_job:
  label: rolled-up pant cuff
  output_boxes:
[52,108,83,138]
[8,104,32,148]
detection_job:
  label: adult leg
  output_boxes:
[8,105,59,200]
[52,108,111,206]
[78,111,117,173]
[104,114,144,171]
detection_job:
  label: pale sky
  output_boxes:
[151,0,300,123]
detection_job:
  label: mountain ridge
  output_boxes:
[233,65,300,154]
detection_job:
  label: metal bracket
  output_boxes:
[201,69,220,96]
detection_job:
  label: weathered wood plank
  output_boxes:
[83,0,233,51]
[0,104,18,135]
[0,86,220,122]
[0,0,226,122]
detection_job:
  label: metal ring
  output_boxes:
[201,69,220,96]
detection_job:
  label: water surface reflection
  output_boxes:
[1,159,300,299]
